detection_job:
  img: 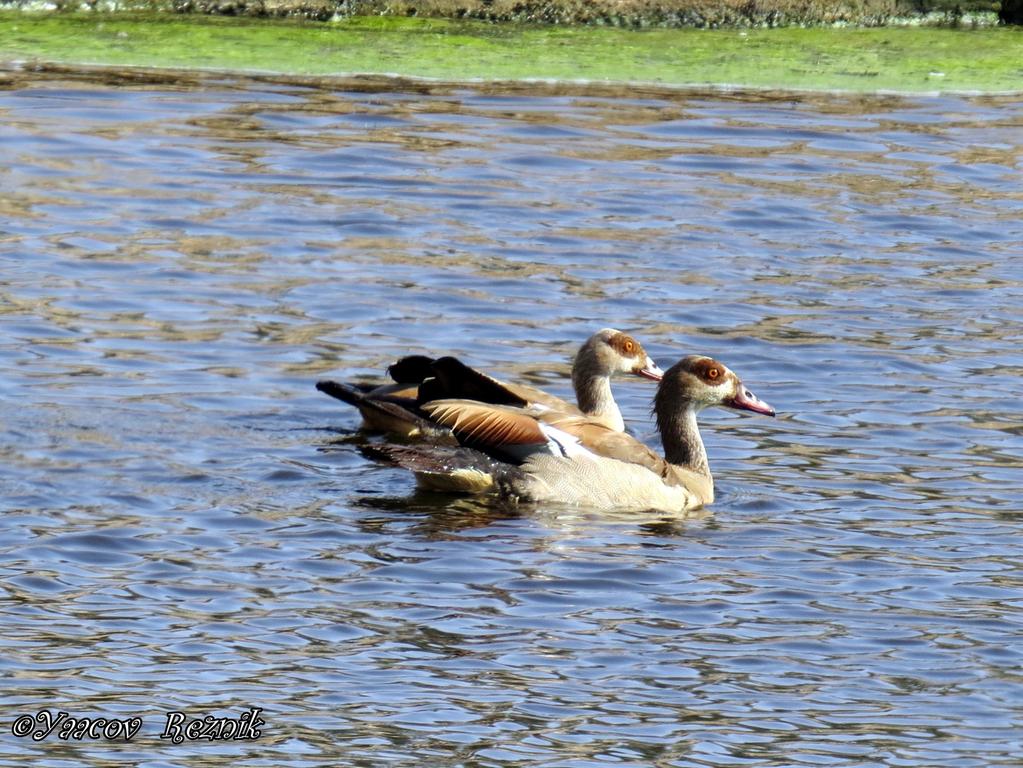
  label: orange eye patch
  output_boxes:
[691,358,726,383]
[609,333,641,357]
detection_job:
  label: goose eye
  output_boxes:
[624,340,634,353]
[707,367,720,381]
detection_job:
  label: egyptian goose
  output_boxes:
[371,355,775,512]
[316,329,663,437]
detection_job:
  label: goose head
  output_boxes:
[576,328,664,382]
[656,355,775,417]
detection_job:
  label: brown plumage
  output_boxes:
[316,329,663,437]
[386,355,776,513]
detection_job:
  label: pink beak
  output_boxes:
[635,358,664,382]
[728,383,776,417]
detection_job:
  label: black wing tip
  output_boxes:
[428,357,529,408]
[387,355,437,384]
[316,379,365,404]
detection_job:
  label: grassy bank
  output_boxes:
[1,14,1021,92]
[0,0,1006,24]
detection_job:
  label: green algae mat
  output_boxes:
[1,14,1022,92]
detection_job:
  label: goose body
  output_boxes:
[316,329,662,437]
[374,356,775,512]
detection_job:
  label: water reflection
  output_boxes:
[1,66,1021,767]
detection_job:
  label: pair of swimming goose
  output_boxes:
[317,329,774,512]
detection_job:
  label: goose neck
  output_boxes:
[572,364,624,432]
[657,403,710,479]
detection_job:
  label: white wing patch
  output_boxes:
[539,424,597,460]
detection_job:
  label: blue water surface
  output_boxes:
[1,69,1021,766]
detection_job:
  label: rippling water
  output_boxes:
[1,66,1021,766]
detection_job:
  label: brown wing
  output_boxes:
[425,400,670,478]
[538,411,669,477]
[499,381,580,415]
[367,382,420,401]
[316,379,448,438]
[424,401,548,450]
